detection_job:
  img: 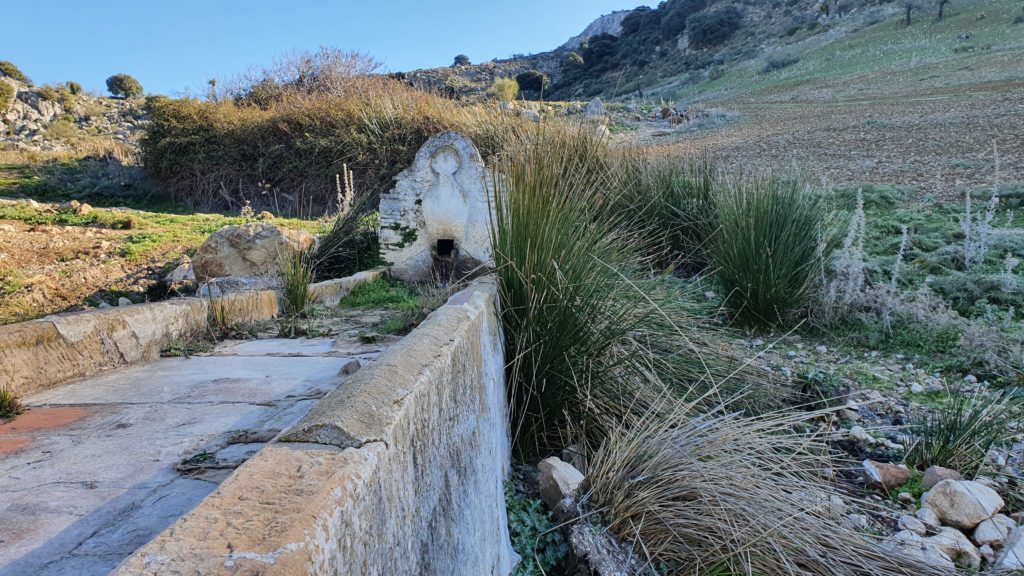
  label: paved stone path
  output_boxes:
[0,334,391,576]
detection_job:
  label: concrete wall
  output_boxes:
[113,280,517,576]
[0,269,385,397]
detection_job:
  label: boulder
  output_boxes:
[973,514,1017,548]
[585,97,605,117]
[883,530,956,570]
[916,507,941,529]
[537,456,584,510]
[192,223,314,282]
[861,459,912,490]
[928,527,981,569]
[921,479,1004,530]
[994,527,1024,570]
[921,465,962,491]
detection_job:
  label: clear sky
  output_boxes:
[4,0,656,96]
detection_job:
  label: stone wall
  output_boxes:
[112,280,517,575]
[0,269,385,397]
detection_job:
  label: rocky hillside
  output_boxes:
[0,78,146,152]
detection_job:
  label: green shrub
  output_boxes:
[761,51,800,73]
[45,116,80,142]
[710,174,825,327]
[489,77,519,102]
[142,79,524,214]
[686,5,744,49]
[65,81,83,95]
[106,73,144,98]
[452,54,470,67]
[905,391,1018,477]
[0,61,30,85]
[280,247,315,319]
[36,84,59,101]
[0,80,15,112]
[314,196,384,280]
[0,386,23,420]
[659,0,711,39]
[515,70,549,94]
[506,484,568,576]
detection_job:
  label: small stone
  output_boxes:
[909,383,924,394]
[786,351,797,358]
[973,514,1017,548]
[74,203,93,215]
[836,408,861,422]
[964,374,978,384]
[537,457,584,510]
[117,297,132,307]
[898,514,928,536]
[815,345,827,354]
[257,210,274,220]
[922,480,1004,531]
[883,530,955,570]
[921,465,963,491]
[337,359,361,376]
[898,492,915,505]
[916,507,941,528]
[98,302,113,309]
[848,426,873,445]
[845,513,870,530]
[979,544,995,563]
[862,459,912,490]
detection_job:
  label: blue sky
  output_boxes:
[4,1,656,96]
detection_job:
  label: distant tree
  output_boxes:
[489,77,519,102]
[65,81,83,95]
[937,0,950,20]
[453,54,471,67]
[106,74,143,98]
[659,0,711,40]
[564,51,584,69]
[0,61,30,85]
[515,70,549,93]
[686,6,744,49]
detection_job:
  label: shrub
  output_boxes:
[141,78,525,214]
[45,116,80,142]
[514,70,548,94]
[905,391,1017,477]
[452,54,470,67]
[314,195,384,280]
[761,51,801,73]
[0,80,15,113]
[0,61,30,85]
[660,0,711,39]
[105,73,143,98]
[492,128,785,454]
[506,484,568,575]
[563,51,584,69]
[686,5,744,49]
[584,405,949,576]
[227,47,381,103]
[65,81,83,95]
[489,77,519,102]
[36,84,59,101]
[0,386,23,420]
[280,247,315,319]
[710,173,825,327]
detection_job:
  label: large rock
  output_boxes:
[585,97,605,117]
[537,456,584,510]
[995,527,1024,570]
[861,459,912,490]
[974,514,1017,548]
[883,530,955,570]
[921,479,1004,530]
[929,527,981,568]
[192,222,314,282]
[921,465,962,491]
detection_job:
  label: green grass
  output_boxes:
[338,278,421,311]
[0,386,23,420]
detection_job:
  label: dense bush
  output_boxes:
[710,174,825,327]
[65,81,83,95]
[687,5,744,49]
[0,61,30,85]
[313,196,384,280]
[660,0,711,39]
[105,74,143,98]
[0,80,15,113]
[905,391,1017,477]
[452,54,470,67]
[489,77,519,101]
[514,70,548,94]
[761,51,801,73]
[141,78,525,215]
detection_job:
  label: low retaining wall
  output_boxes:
[0,268,385,397]
[113,279,517,576]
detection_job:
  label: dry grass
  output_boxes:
[583,402,955,576]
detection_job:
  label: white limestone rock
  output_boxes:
[192,222,314,282]
[921,479,1004,530]
[974,514,1017,548]
[537,456,584,510]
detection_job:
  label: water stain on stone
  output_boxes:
[0,406,89,434]
[0,437,32,455]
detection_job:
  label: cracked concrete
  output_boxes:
[0,334,391,576]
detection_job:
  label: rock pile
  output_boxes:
[884,477,1021,570]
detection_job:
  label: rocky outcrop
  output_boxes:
[561,11,632,50]
[191,222,315,282]
[0,80,146,152]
